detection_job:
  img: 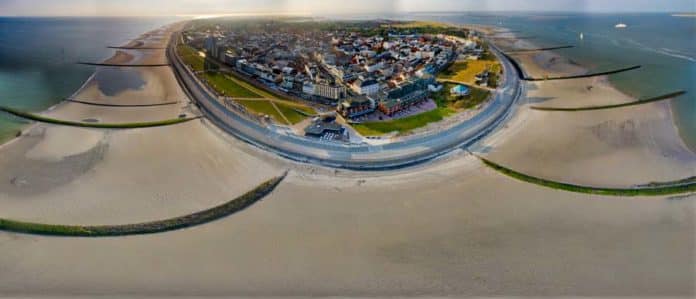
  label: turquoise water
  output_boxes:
[0,17,180,143]
[410,12,696,151]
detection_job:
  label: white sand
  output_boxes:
[0,23,693,297]
[24,126,103,162]
[480,38,696,187]
[0,157,693,296]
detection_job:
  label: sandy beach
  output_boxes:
[0,23,694,297]
[482,32,696,187]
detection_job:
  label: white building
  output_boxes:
[313,83,346,100]
[351,78,380,95]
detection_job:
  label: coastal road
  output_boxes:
[168,32,524,170]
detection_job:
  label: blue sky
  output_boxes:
[0,0,693,16]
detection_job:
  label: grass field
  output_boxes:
[177,44,205,72]
[438,60,501,85]
[274,102,316,124]
[351,83,490,136]
[352,107,455,136]
[221,72,316,124]
[236,100,284,121]
[434,83,491,110]
[204,72,262,98]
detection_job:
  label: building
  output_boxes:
[313,82,346,100]
[351,78,380,95]
[205,35,219,58]
[475,71,489,87]
[450,84,470,96]
[377,77,433,116]
[378,90,428,116]
[364,61,384,73]
[428,83,443,92]
[302,81,315,95]
[304,118,345,139]
[337,97,376,119]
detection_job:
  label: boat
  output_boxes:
[580,32,584,40]
[615,23,628,29]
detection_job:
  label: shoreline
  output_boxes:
[0,26,164,148]
[500,27,696,157]
[479,26,696,187]
[1,20,695,297]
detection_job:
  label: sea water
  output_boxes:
[0,17,180,143]
[411,12,696,151]
[1,14,694,151]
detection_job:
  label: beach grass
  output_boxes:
[480,157,696,196]
[203,72,263,98]
[0,173,287,237]
[0,106,199,129]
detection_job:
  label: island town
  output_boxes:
[177,19,500,142]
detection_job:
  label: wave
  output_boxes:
[658,47,696,63]
[622,38,696,63]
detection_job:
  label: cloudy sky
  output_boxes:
[0,0,693,16]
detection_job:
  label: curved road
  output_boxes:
[168,32,524,170]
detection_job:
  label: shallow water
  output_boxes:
[408,12,696,151]
[0,17,180,143]
[94,68,147,96]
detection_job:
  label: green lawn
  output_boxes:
[203,72,262,98]
[352,107,455,136]
[274,102,315,124]
[434,83,491,110]
[438,60,500,85]
[236,100,285,122]
[351,83,490,136]
[177,44,205,72]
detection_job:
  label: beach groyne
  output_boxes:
[523,65,642,81]
[480,157,696,196]
[66,99,182,107]
[77,62,171,67]
[507,45,574,53]
[0,173,287,237]
[0,106,200,129]
[531,90,687,111]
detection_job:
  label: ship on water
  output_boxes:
[615,23,628,28]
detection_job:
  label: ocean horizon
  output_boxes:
[0,13,694,150]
